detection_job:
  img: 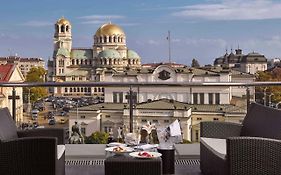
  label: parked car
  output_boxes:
[48,118,56,125]
[60,118,67,124]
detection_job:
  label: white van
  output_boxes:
[31,109,39,120]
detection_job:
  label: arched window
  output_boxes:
[84,87,87,92]
[81,88,84,92]
[89,60,92,65]
[109,36,112,42]
[61,25,65,32]
[113,59,116,64]
[102,87,104,92]
[80,59,83,65]
[85,59,88,65]
[77,88,80,92]
[65,88,68,93]
[104,36,107,43]
[117,37,120,42]
[76,59,79,65]
[109,59,112,65]
[88,87,91,92]
[113,36,116,42]
[70,88,72,92]
[100,36,102,43]
[72,59,75,65]
[73,88,76,92]
[94,88,97,92]
[66,25,69,32]
[98,88,101,92]
[120,37,123,42]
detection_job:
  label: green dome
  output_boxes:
[127,49,140,59]
[97,49,121,58]
[56,48,70,57]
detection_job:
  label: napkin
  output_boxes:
[135,144,159,150]
[169,119,181,136]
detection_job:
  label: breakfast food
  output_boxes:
[138,151,154,158]
[113,146,125,152]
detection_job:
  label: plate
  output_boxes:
[129,151,162,159]
[107,142,127,147]
[105,146,134,154]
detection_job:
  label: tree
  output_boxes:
[85,131,109,144]
[24,67,48,103]
[191,58,200,68]
[256,68,281,105]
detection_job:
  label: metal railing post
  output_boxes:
[246,87,250,112]
[12,87,16,121]
[129,86,133,132]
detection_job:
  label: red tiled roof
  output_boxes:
[0,64,15,82]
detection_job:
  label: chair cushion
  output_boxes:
[0,107,18,141]
[57,145,65,160]
[200,137,226,159]
[241,103,281,140]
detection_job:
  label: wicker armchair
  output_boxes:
[0,107,65,175]
[200,103,281,175]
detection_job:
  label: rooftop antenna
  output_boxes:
[231,45,233,53]
[238,44,240,49]
[8,48,12,57]
[167,30,171,63]
[225,46,228,54]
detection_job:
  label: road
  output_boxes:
[23,101,69,129]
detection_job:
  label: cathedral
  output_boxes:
[48,17,141,98]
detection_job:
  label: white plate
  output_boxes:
[107,142,127,147]
[129,151,162,159]
[105,146,134,154]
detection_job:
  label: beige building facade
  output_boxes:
[0,56,45,77]
[0,64,25,122]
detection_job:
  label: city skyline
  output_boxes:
[1,0,281,65]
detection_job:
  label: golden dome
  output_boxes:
[56,17,71,25]
[95,23,125,36]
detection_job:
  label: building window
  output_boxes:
[208,93,213,104]
[195,130,199,141]
[77,88,80,92]
[70,88,72,92]
[105,115,110,118]
[81,116,85,119]
[88,87,91,93]
[215,93,220,104]
[164,120,169,123]
[94,88,97,92]
[141,119,147,123]
[65,88,68,93]
[72,76,75,81]
[81,88,84,92]
[79,76,82,81]
[73,88,76,92]
[152,120,158,123]
[199,93,204,104]
[193,93,198,104]
[197,117,202,120]
[113,92,123,103]
[213,118,219,121]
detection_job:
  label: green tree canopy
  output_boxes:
[85,131,109,144]
[256,68,281,104]
[191,58,200,68]
[24,67,47,103]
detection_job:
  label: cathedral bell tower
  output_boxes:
[53,17,72,77]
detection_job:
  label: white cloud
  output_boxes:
[78,15,125,20]
[20,21,53,27]
[148,39,159,45]
[79,15,125,25]
[172,0,281,20]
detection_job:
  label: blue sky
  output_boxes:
[1,0,281,66]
